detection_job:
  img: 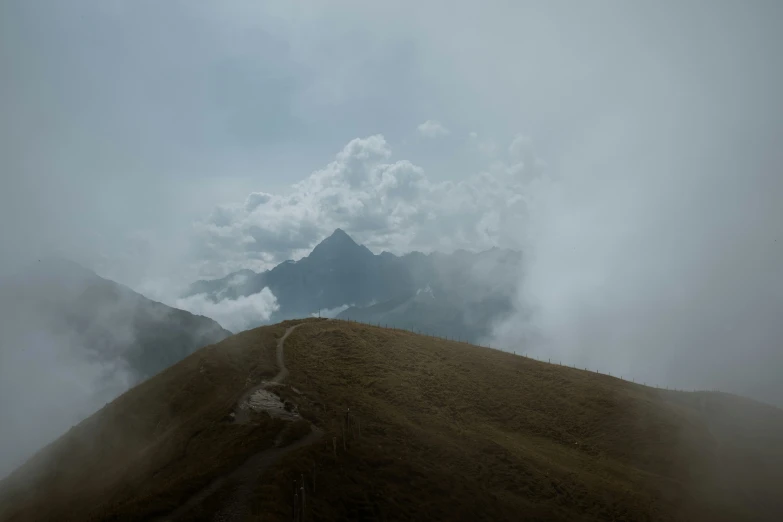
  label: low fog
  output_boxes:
[491,97,783,405]
[0,264,135,477]
[2,0,783,479]
[175,289,279,333]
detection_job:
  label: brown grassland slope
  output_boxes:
[1,318,783,521]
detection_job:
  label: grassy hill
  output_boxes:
[1,318,782,521]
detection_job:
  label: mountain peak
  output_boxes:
[308,228,370,261]
[319,228,359,248]
[329,228,354,242]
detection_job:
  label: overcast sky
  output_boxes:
[2,1,783,405]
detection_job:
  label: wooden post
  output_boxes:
[301,476,306,522]
[333,437,337,459]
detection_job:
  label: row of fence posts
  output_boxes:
[333,317,714,394]
[340,317,486,348]
[291,408,360,521]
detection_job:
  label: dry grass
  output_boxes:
[2,318,783,522]
[256,319,783,522]
[0,320,306,522]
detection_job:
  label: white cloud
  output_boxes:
[508,134,532,158]
[311,304,351,318]
[193,134,545,277]
[175,288,279,332]
[417,120,450,138]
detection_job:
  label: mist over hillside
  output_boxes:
[0,258,231,478]
[2,1,783,516]
[2,319,782,522]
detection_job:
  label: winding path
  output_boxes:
[234,325,300,425]
[161,323,324,521]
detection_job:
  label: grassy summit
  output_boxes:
[1,318,782,521]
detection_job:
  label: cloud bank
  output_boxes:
[490,80,783,406]
[175,288,279,333]
[194,134,542,278]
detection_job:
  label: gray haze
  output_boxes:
[0,263,134,476]
[489,1,783,406]
[1,0,783,477]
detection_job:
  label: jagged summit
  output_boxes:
[319,228,358,247]
[329,227,353,240]
[307,228,371,262]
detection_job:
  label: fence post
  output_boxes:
[294,483,299,521]
[301,474,306,522]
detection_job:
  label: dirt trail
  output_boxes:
[233,325,299,424]
[160,324,324,521]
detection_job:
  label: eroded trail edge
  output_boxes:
[162,324,324,522]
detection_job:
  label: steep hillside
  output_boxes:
[0,258,232,477]
[1,258,232,381]
[1,319,782,522]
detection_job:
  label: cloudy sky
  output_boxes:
[2,1,783,404]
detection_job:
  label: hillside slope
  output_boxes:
[1,319,782,521]
[2,258,232,381]
[0,258,233,477]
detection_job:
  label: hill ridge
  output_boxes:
[2,318,782,522]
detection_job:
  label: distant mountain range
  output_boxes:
[184,229,522,342]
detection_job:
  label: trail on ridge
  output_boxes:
[162,324,324,522]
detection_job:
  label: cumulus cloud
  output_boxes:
[175,288,279,332]
[417,119,450,138]
[194,134,542,277]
